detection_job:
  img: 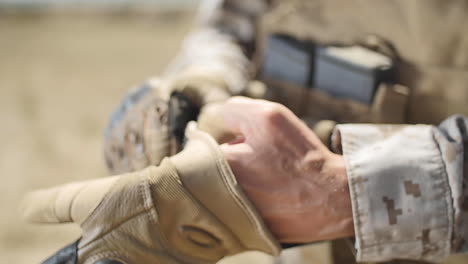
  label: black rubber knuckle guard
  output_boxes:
[42,239,79,264]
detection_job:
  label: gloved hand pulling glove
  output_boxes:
[21,122,280,264]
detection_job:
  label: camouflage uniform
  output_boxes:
[133,0,468,263]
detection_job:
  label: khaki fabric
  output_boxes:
[262,79,410,125]
[259,0,468,125]
[21,123,280,264]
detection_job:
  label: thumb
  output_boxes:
[198,103,239,144]
[20,176,118,224]
[198,97,269,144]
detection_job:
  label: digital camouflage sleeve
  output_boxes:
[163,0,271,94]
[333,115,468,262]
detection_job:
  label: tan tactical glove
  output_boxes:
[21,122,280,264]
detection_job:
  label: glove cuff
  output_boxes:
[170,122,280,256]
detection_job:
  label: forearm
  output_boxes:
[332,115,468,262]
[163,0,270,94]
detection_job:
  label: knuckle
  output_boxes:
[261,104,286,124]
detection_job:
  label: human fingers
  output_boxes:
[20,177,118,224]
[198,97,272,144]
[198,102,239,144]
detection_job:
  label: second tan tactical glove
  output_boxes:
[21,122,280,264]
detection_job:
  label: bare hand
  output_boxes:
[216,97,354,243]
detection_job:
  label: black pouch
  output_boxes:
[261,34,315,88]
[314,45,394,104]
[261,34,395,105]
[42,239,79,264]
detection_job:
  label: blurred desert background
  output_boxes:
[0,2,192,263]
[0,1,300,263]
[6,2,465,264]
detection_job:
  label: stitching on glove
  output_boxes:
[195,126,278,251]
[86,251,129,264]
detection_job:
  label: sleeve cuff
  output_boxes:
[334,124,454,262]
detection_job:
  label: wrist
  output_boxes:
[322,153,354,239]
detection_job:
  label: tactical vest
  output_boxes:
[256,0,468,126]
